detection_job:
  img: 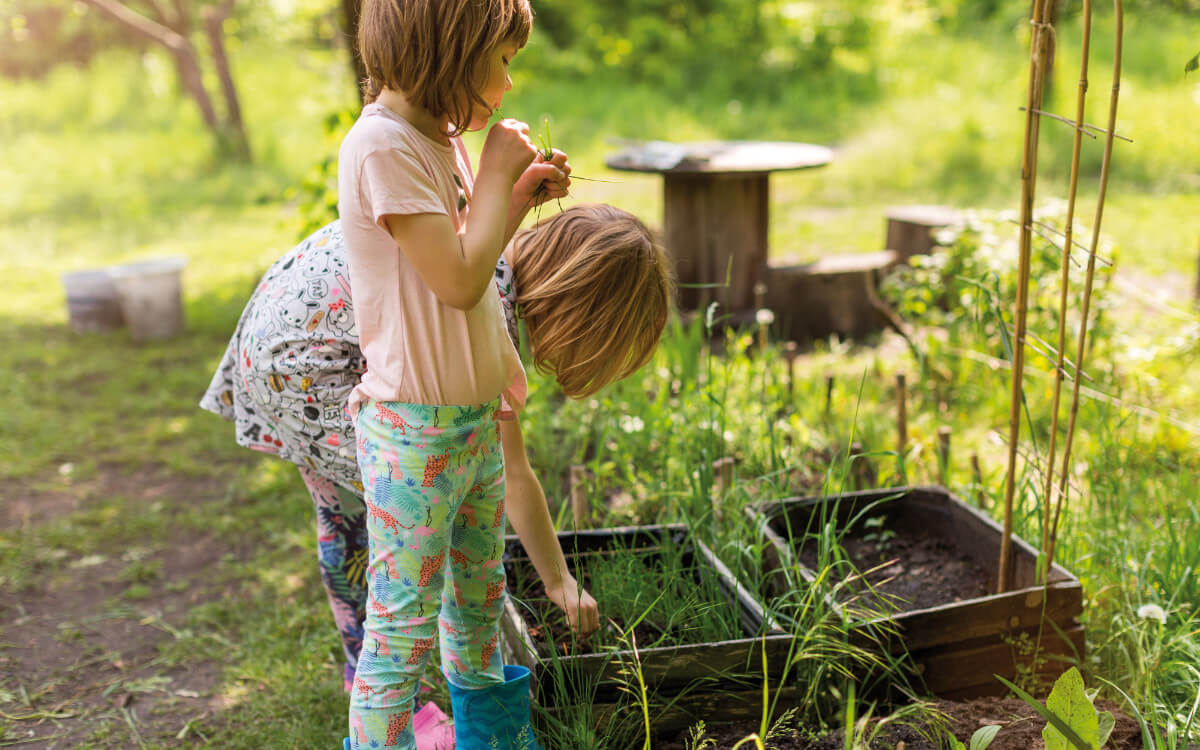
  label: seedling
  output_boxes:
[950,725,1001,750]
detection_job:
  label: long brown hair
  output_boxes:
[511,204,674,399]
[357,0,532,135]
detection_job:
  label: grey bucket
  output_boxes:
[61,269,125,333]
[109,257,187,341]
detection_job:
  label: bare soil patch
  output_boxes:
[0,463,257,748]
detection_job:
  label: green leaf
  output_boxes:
[971,725,1002,750]
[995,674,1093,750]
[1097,711,1115,748]
[1186,52,1199,74]
[1043,668,1100,750]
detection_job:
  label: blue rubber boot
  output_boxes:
[342,738,350,750]
[448,665,542,750]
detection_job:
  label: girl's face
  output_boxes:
[466,40,519,131]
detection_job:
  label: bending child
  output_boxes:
[200,205,670,723]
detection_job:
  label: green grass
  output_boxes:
[2,8,1199,748]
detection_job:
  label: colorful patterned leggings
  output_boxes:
[297,466,369,681]
[349,399,508,750]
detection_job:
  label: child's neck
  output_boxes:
[375,88,451,145]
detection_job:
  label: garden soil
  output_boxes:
[798,517,992,612]
[657,697,1145,749]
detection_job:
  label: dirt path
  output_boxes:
[0,465,255,748]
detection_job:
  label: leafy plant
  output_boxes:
[949,724,1001,750]
[997,667,1116,750]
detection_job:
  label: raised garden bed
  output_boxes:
[754,486,1085,699]
[499,524,793,734]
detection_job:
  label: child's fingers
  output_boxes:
[538,148,569,171]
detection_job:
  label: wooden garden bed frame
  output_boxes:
[753,486,1085,698]
[498,524,794,733]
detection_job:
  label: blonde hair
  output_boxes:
[511,204,674,399]
[357,0,533,135]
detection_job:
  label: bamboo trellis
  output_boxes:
[997,0,1125,593]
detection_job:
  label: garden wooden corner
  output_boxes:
[753,486,1085,699]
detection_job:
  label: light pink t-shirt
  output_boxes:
[336,103,526,417]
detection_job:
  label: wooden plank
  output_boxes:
[913,625,1086,695]
[540,686,801,738]
[874,581,1082,653]
[533,634,793,705]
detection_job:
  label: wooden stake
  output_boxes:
[754,282,769,355]
[971,453,986,509]
[937,427,952,486]
[784,342,798,402]
[570,465,589,530]
[712,457,735,521]
[850,442,873,491]
[896,373,908,459]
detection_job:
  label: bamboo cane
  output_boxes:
[1000,0,1055,594]
[1048,0,1123,571]
[1041,0,1092,581]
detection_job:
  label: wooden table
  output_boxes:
[606,140,833,312]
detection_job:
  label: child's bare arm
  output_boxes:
[499,417,600,636]
[383,119,538,310]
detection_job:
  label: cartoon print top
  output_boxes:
[199,221,519,491]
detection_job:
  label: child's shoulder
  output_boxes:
[340,105,432,165]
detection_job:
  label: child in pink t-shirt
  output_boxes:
[336,1,571,748]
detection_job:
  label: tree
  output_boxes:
[79,0,251,160]
[340,0,366,102]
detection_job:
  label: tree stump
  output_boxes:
[764,251,898,342]
[885,205,962,262]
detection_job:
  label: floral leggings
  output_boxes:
[348,399,509,749]
[297,466,369,683]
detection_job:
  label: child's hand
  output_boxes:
[515,148,571,209]
[479,118,539,186]
[544,575,599,638]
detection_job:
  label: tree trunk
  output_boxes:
[341,0,367,103]
[79,0,250,161]
[203,0,250,160]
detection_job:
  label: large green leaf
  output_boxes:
[1043,668,1100,750]
[995,675,1092,750]
[1186,51,1199,74]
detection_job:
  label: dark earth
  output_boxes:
[798,515,993,613]
[658,698,1146,749]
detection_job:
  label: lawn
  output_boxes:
[1,4,1198,748]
